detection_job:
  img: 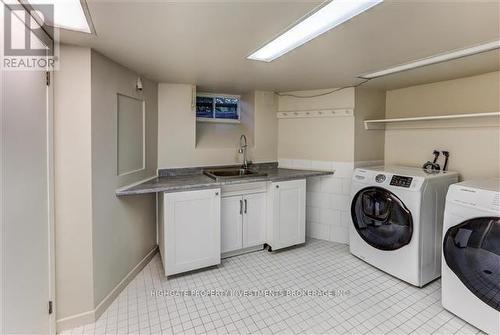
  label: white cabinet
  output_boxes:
[242,193,267,248]
[159,188,221,276]
[267,179,306,251]
[221,195,243,253]
[221,187,267,257]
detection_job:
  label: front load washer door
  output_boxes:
[443,217,500,311]
[351,187,413,251]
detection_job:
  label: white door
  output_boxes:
[1,9,54,333]
[221,196,243,253]
[242,193,267,248]
[1,65,54,334]
[164,189,221,275]
[271,180,306,249]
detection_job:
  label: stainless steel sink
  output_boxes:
[203,168,267,180]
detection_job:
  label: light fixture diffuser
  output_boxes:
[247,0,383,62]
[358,40,500,79]
[26,0,92,33]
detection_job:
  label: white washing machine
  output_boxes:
[350,166,458,287]
[442,179,500,334]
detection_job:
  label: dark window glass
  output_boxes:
[196,96,214,118]
[443,217,500,311]
[196,96,239,120]
[214,97,239,119]
[351,187,413,250]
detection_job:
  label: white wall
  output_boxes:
[277,88,355,162]
[195,92,254,149]
[277,87,385,244]
[54,46,95,323]
[384,71,500,180]
[354,88,386,162]
[54,46,158,330]
[157,84,278,168]
[90,50,158,307]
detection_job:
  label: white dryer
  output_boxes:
[350,166,458,287]
[442,179,500,334]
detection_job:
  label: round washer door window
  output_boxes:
[443,217,500,311]
[351,187,413,250]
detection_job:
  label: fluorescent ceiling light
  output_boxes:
[247,0,383,62]
[26,0,92,33]
[359,40,500,79]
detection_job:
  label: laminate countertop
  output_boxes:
[116,168,333,196]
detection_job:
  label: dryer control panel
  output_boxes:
[390,175,413,188]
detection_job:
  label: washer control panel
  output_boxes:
[390,175,413,188]
[375,174,386,183]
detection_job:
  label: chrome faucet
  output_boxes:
[238,134,249,169]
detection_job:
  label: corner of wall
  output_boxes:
[353,87,386,163]
[55,44,95,328]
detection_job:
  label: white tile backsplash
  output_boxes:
[305,206,320,222]
[329,226,349,244]
[277,159,293,169]
[329,194,350,211]
[306,177,322,192]
[330,161,355,177]
[320,176,343,194]
[306,222,330,240]
[279,159,354,244]
[291,159,312,170]
[341,178,352,194]
[319,208,340,225]
[279,158,383,244]
[310,160,333,171]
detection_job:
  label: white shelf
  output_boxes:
[277,108,353,119]
[364,112,500,130]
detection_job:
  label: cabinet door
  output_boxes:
[164,188,221,276]
[221,196,243,253]
[271,180,306,250]
[243,193,267,248]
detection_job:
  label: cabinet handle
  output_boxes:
[215,191,219,196]
[276,185,279,189]
[240,200,243,215]
[244,199,247,214]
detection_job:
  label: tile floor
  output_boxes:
[63,239,481,335]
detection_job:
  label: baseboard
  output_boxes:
[55,310,95,332]
[56,246,158,332]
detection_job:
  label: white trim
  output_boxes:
[46,69,56,335]
[196,117,240,124]
[115,175,157,193]
[277,108,353,119]
[56,247,158,332]
[0,42,5,335]
[364,112,500,130]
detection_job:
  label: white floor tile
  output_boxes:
[62,239,482,335]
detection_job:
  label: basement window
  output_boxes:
[196,93,240,123]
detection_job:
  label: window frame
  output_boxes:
[196,92,241,124]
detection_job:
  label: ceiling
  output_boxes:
[60,0,500,93]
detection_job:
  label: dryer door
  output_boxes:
[443,217,500,311]
[351,187,413,250]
